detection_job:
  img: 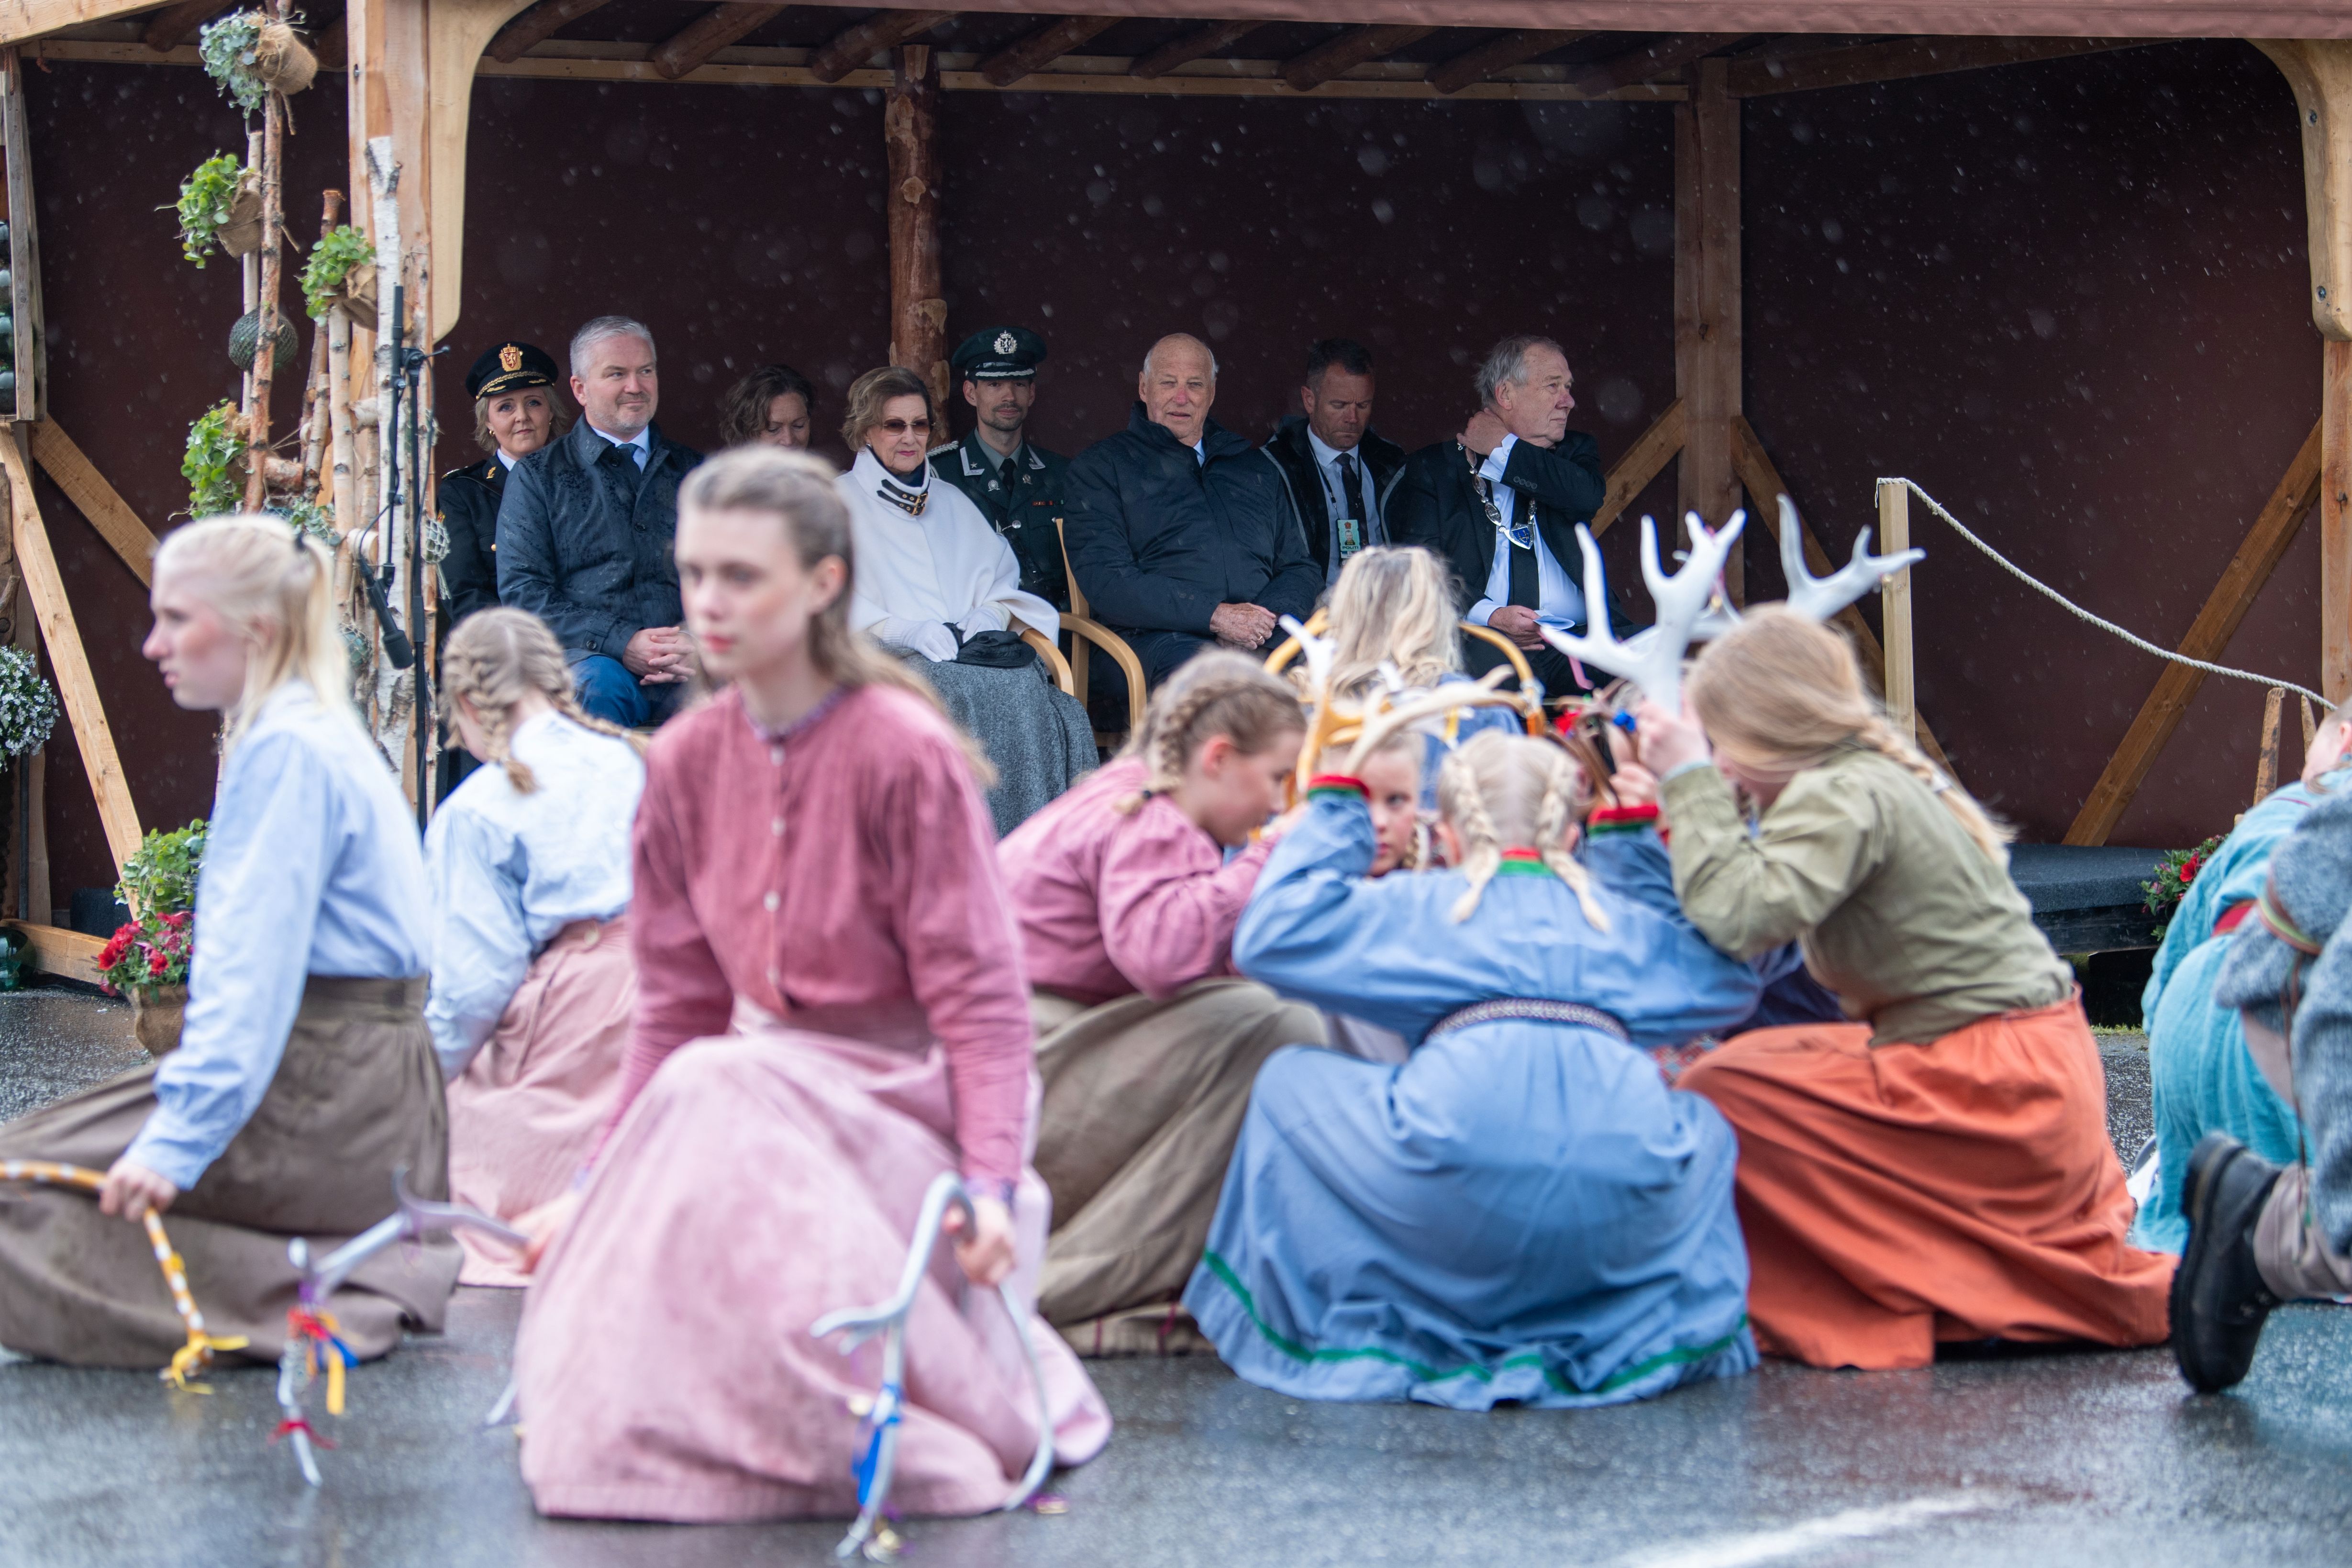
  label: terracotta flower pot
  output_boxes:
[130,984,187,1057]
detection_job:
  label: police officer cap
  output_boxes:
[466,340,561,401]
[951,325,1046,384]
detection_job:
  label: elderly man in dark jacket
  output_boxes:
[1065,333,1321,687]
[497,314,702,727]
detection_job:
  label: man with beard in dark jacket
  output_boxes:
[1261,338,1407,590]
[1065,333,1321,687]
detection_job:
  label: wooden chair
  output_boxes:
[1017,624,1075,695]
[1054,516,1148,747]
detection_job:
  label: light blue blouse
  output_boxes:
[422,712,643,1078]
[123,682,430,1190]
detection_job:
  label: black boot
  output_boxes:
[2171,1133,2285,1393]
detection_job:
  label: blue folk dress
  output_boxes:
[1182,790,1764,1409]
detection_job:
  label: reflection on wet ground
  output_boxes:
[1,990,2342,1568]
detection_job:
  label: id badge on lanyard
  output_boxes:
[1334,515,1364,560]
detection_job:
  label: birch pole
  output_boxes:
[242,87,285,511]
[364,135,409,765]
[299,190,342,497]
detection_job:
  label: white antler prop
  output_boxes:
[1539,511,1744,709]
[1341,668,1521,775]
[1776,495,1922,623]
[1281,613,1366,795]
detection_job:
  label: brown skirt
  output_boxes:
[0,976,459,1368]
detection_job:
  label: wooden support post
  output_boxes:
[0,434,139,870]
[1674,56,1742,597]
[1429,29,1587,96]
[2256,686,2286,803]
[26,421,155,584]
[243,79,285,511]
[2258,42,2352,703]
[1,49,43,424]
[1878,479,1915,744]
[1131,20,1263,79]
[886,45,946,407]
[2064,420,2323,845]
[1731,416,1961,778]
[1590,398,1684,536]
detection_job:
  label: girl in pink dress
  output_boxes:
[996,652,1321,1349]
[512,446,1109,1523]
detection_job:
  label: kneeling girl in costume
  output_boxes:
[425,607,644,1286]
[1640,607,2173,1370]
[1186,728,1764,1408]
[0,515,452,1366]
[996,652,1325,1349]
[512,446,1108,1523]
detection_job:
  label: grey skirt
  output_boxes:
[908,655,1099,834]
[0,976,458,1368]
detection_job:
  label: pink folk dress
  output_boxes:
[512,684,1111,1523]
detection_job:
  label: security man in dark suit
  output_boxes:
[1260,338,1408,589]
[930,325,1071,611]
[439,339,569,627]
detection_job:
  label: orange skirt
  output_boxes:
[1679,996,2173,1369]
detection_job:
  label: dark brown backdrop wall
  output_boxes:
[13,39,2323,910]
[1740,39,2318,846]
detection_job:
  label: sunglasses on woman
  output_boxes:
[877,418,933,435]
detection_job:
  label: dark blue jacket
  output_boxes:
[1064,404,1321,637]
[494,418,701,659]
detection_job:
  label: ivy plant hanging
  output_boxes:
[0,645,58,761]
[300,225,375,319]
[169,153,245,267]
[181,400,248,518]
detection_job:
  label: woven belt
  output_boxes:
[1427,998,1629,1043]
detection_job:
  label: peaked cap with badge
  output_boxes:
[466,339,561,402]
[934,324,1068,609]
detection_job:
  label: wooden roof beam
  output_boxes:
[487,0,614,65]
[652,2,785,80]
[1280,23,1434,92]
[980,14,1121,87]
[1130,18,1262,79]
[1429,28,1589,96]
[809,9,955,85]
[139,0,227,53]
[1564,32,1749,95]
[1729,35,2152,96]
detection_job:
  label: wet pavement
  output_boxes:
[2,990,2346,1568]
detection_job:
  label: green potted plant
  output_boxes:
[100,821,207,1055]
[181,400,247,518]
[2143,832,2228,943]
[0,645,56,983]
[168,152,257,267]
[300,223,376,322]
[199,11,316,112]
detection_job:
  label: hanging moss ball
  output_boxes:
[228,309,301,372]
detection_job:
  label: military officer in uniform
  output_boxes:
[930,324,1070,611]
[440,339,570,625]
[436,338,569,798]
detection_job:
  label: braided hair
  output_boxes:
[1687,605,2010,862]
[1435,731,1608,929]
[441,607,644,793]
[1114,650,1305,815]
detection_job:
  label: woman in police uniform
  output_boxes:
[440,341,571,625]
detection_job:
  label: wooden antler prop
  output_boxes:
[1281,613,1368,797]
[1775,494,1922,623]
[1341,668,1520,775]
[1539,512,1745,708]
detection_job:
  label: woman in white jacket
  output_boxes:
[836,365,1095,832]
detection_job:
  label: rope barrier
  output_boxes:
[1878,478,2328,707]
[0,1158,246,1388]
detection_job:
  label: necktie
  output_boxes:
[999,455,1021,512]
[1503,489,1539,609]
[1336,452,1360,522]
